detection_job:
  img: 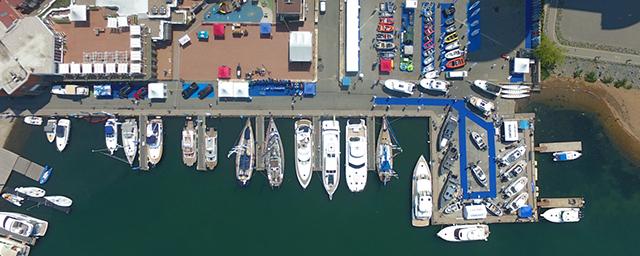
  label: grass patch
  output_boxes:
[51,0,71,8]
[584,71,597,83]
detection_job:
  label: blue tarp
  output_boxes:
[182,82,215,99]
[94,85,112,98]
[510,73,525,83]
[519,120,530,130]
[303,83,316,96]
[104,126,114,135]
[518,205,534,218]
[342,77,351,87]
[260,22,271,35]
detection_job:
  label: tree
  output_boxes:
[534,36,565,72]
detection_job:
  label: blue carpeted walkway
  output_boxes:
[182,83,215,99]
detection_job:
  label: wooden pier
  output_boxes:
[255,116,265,171]
[366,116,376,171]
[0,148,44,192]
[138,115,149,171]
[537,197,585,208]
[196,115,206,171]
[312,116,322,172]
[535,141,582,153]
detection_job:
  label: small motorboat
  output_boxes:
[44,119,57,143]
[501,89,530,95]
[444,6,456,17]
[379,52,396,59]
[422,56,434,66]
[384,79,415,95]
[473,80,502,97]
[422,48,435,57]
[471,29,480,37]
[469,164,488,187]
[375,41,396,51]
[553,151,582,161]
[23,116,43,126]
[39,165,53,184]
[104,118,119,155]
[501,85,530,90]
[500,160,526,181]
[437,224,490,242]
[445,57,465,69]
[419,79,449,94]
[376,33,393,41]
[14,187,45,198]
[56,119,71,152]
[424,26,434,36]
[443,201,462,214]
[379,17,394,25]
[469,0,480,10]
[466,96,495,117]
[2,193,23,207]
[503,176,528,198]
[44,196,73,207]
[444,41,459,51]
[423,38,434,49]
[444,49,464,59]
[445,17,455,26]
[470,19,480,27]
[483,200,504,216]
[470,7,480,17]
[445,24,456,34]
[236,63,242,79]
[422,64,435,73]
[377,24,394,33]
[470,131,486,150]
[541,208,582,223]
[505,192,529,213]
[423,71,438,79]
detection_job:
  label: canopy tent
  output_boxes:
[106,63,117,73]
[70,63,81,74]
[502,120,519,142]
[513,57,530,74]
[213,24,225,37]
[82,63,92,74]
[130,63,142,73]
[260,22,271,35]
[107,17,118,28]
[341,77,351,88]
[379,58,393,72]
[117,63,128,74]
[69,5,87,22]
[130,51,142,61]
[518,205,533,218]
[148,83,167,99]
[303,83,316,96]
[117,16,128,28]
[217,80,249,99]
[218,65,231,79]
[197,30,209,40]
[130,38,142,48]
[178,35,191,46]
[58,63,70,74]
[289,31,312,62]
[345,0,360,73]
[463,204,487,220]
[404,0,418,9]
[130,25,141,36]
[93,63,105,74]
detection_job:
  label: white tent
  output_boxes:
[70,63,81,74]
[93,63,105,74]
[513,57,530,74]
[178,35,191,46]
[289,31,312,62]
[58,63,70,74]
[130,25,141,36]
[502,120,519,142]
[130,63,142,73]
[82,63,92,74]
[404,0,418,9]
[117,63,128,74]
[107,17,118,28]
[217,80,250,98]
[148,83,167,99]
[69,5,87,22]
[130,38,141,48]
[345,0,360,72]
[117,16,129,28]
[106,63,117,73]
[130,51,142,61]
[463,205,487,220]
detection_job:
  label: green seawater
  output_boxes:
[2,105,639,255]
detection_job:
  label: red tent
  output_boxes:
[379,58,393,73]
[213,24,225,37]
[218,65,231,79]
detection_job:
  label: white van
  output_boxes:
[320,0,326,14]
[445,70,468,80]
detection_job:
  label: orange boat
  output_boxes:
[445,57,466,69]
[379,17,394,25]
[377,24,394,33]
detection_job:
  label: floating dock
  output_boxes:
[312,116,322,172]
[196,115,206,171]
[537,197,586,208]
[535,141,582,153]
[0,148,43,192]
[366,116,376,171]
[138,115,149,171]
[255,116,265,171]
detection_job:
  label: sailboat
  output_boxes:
[147,117,164,166]
[377,116,400,185]
[55,119,71,152]
[322,119,340,200]
[121,119,138,165]
[345,119,367,192]
[182,118,197,167]
[295,119,313,189]
[44,119,56,143]
[44,196,73,207]
[104,118,119,155]
[14,187,45,198]
[265,118,284,187]
[230,118,254,186]
[412,155,432,227]
[205,128,218,170]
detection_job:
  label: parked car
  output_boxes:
[182,83,199,99]
[198,84,213,99]
[133,87,147,100]
[320,0,326,14]
[119,85,132,99]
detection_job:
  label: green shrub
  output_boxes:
[584,71,597,83]
[601,76,614,84]
[573,69,583,78]
[614,79,627,88]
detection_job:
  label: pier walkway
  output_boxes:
[196,115,206,171]
[535,141,582,153]
[312,116,322,172]
[0,148,44,192]
[138,115,149,171]
[255,116,265,171]
[366,116,375,171]
[538,197,585,208]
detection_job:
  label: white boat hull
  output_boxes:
[412,155,432,227]
[295,120,313,189]
[55,119,71,152]
[322,120,340,200]
[345,119,367,193]
[44,196,73,207]
[105,118,119,155]
[121,119,138,165]
[14,187,46,198]
[500,94,530,99]
[437,224,490,242]
[541,208,581,223]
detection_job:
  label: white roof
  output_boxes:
[58,63,70,74]
[463,205,487,220]
[217,80,250,98]
[130,63,142,73]
[513,57,530,73]
[130,51,142,61]
[107,17,118,28]
[503,120,519,142]
[106,63,117,73]
[289,31,312,62]
[70,63,81,74]
[148,82,167,99]
[117,63,128,74]
[345,0,360,73]
[130,25,141,36]
[405,0,418,9]
[81,63,92,74]
[95,0,148,16]
[69,5,87,22]
[117,16,129,28]
[178,35,191,46]
[130,38,141,48]
[93,63,105,74]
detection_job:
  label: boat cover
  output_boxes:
[260,22,271,35]
[518,205,533,218]
[380,58,393,72]
[105,126,114,135]
[218,66,231,79]
[213,23,225,37]
[240,154,251,170]
[244,127,251,140]
[146,135,157,145]
[558,154,568,161]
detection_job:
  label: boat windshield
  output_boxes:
[349,162,366,169]
[55,126,65,137]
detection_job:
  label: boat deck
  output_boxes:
[138,115,149,171]
[0,148,43,192]
[0,228,37,246]
[196,115,207,171]
[535,141,582,153]
[537,197,585,208]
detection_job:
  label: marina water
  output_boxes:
[2,105,639,255]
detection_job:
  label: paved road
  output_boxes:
[545,0,640,65]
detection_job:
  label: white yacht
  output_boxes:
[345,119,367,193]
[498,146,527,166]
[55,119,70,152]
[181,118,197,167]
[44,196,73,207]
[384,79,415,95]
[377,116,399,184]
[466,96,495,117]
[437,224,490,242]
[295,119,313,189]
[2,193,23,207]
[0,236,30,256]
[501,93,530,99]
[205,128,218,170]
[501,160,526,181]
[553,151,582,162]
[469,164,488,187]
[50,85,89,96]
[503,176,528,198]
[232,119,254,186]
[541,208,581,223]
[104,118,119,155]
[412,155,432,227]
[505,192,529,213]
[44,119,57,143]
[14,187,45,198]
[0,212,48,237]
[322,119,340,200]
[121,119,138,166]
[146,118,164,166]
[472,80,502,96]
[265,118,284,188]
[23,116,43,126]
[419,78,449,94]
[470,131,487,150]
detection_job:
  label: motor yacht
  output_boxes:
[345,119,367,192]
[322,119,340,200]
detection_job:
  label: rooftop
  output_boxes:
[276,0,302,14]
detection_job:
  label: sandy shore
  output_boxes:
[520,77,640,166]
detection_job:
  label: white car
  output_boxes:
[320,0,326,14]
